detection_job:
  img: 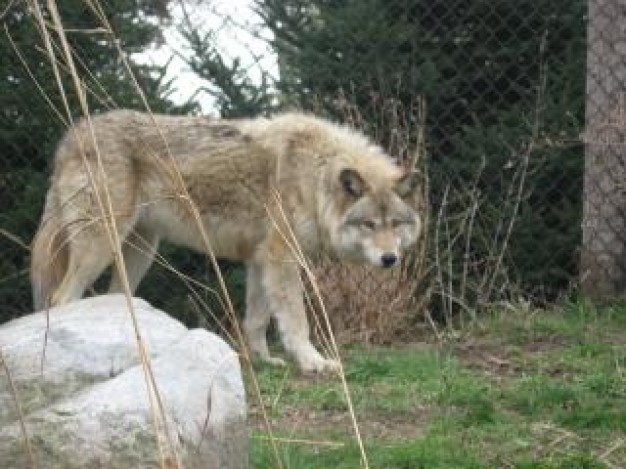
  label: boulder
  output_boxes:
[0,295,247,468]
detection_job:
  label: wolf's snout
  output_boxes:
[381,252,398,268]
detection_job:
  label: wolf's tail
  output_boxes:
[31,192,68,311]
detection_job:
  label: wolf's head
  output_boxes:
[328,165,422,268]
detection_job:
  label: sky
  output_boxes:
[136,0,277,113]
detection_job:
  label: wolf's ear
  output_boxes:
[340,168,365,198]
[395,170,421,199]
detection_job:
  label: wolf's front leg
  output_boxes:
[243,262,286,367]
[259,258,339,374]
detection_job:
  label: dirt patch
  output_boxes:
[521,335,571,353]
[249,404,429,443]
[454,335,572,379]
[455,340,521,377]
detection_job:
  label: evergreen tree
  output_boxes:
[0,0,193,320]
[178,15,275,117]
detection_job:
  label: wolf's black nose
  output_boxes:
[381,253,397,268]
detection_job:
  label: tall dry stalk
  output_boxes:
[428,31,549,323]
[266,190,370,468]
[4,2,395,467]
[0,347,37,468]
[27,0,180,464]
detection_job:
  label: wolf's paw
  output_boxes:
[299,354,341,375]
[264,355,287,367]
[249,351,287,368]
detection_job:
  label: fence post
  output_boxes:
[581,0,626,299]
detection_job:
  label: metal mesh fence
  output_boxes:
[270,0,589,330]
[0,0,624,329]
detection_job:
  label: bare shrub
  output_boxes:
[308,258,430,345]
[306,92,432,345]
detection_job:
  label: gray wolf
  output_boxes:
[31,110,422,372]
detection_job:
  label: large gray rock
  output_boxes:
[0,295,247,468]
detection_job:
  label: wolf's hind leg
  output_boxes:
[243,262,286,366]
[51,231,114,306]
[50,206,137,306]
[108,225,159,294]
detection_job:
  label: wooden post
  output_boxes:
[581,0,626,299]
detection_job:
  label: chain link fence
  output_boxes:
[274,0,589,337]
[0,1,624,333]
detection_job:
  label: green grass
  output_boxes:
[247,302,626,468]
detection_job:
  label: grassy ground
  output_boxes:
[246,302,625,468]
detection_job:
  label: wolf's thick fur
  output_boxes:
[31,110,421,372]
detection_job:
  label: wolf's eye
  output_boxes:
[391,219,403,228]
[361,220,376,230]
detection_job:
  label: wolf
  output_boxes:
[31,110,422,372]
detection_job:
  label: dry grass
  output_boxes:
[1,2,431,468]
